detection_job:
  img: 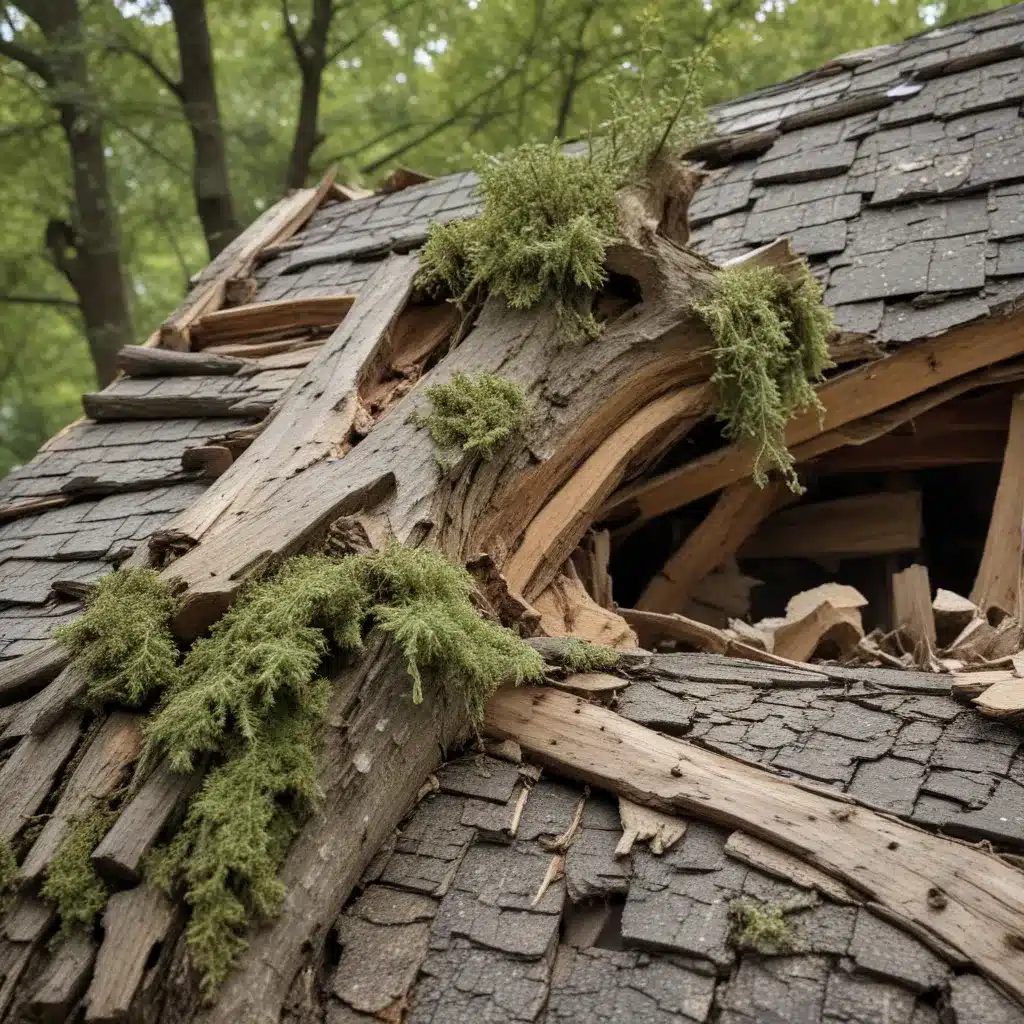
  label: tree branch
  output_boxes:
[107,36,184,99]
[0,293,79,308]
[0,38,52,84]
[280,0,303,59]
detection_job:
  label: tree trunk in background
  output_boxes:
[169,0,241,259]
[16,0,134,388]
[283,0,334,189]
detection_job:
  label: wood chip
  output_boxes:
[615,797,686,857]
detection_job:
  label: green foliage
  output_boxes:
[729,899,797,954]
[54,568,180,706]
[0,839,16,909]
[144,544,542,997]
[558,637,621,672]
[422,372,529,461]
[694,264,834,492]
[41,809,117,935]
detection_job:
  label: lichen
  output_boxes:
[558,637,621,673]
[54,567,179,706]
[422,372,529,461]
[729,899,797,954]
[417,46,711,337]
[141,544,543,998]
[694,264,834,492]
[41,808,116,934]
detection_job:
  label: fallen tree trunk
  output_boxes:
[484,684,1024,1003]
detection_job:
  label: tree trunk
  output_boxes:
[283,0,334,190]
[169,0,240,259]
[28,0,135,387]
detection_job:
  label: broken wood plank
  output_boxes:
[202,337,324,359]
[484,684,1024,1002]
[20,713,142,882]
[81,390,273,423]
[0,495,72,525]
[84,886,176,1023]
[180,445,233,478]
[115,346,250,378]
[0,714,83,841]
[934,589,979,648]
[772,601,864,663]
[531,571,637,649]
[549,672,630,697]
[742,491,922,560]
[92,759,201,883]
[973,677,1024,718]
[785,583,867,621]
[615,797,685,856]
[2,662,89,742]
[0,642,69,705]
[603,311,1024,525]
[951,668,1014,698]
[161,168,337,350]
[5,896,55,943]
[892,563,937,669]
[724,831,858,904]
[190,295,356,349]
[637,479,785,613]
[27,933,96,1023]
[972,391,1024,620]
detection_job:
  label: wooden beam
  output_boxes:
[742,491,922,560]
[484,685,1024,1002]
[82,391,274,422]
[190,295,356,349]
[637,480,785,613]
[815,430,1005,475]
[972,392,1024,620]
[115,345,250,378]
[603,314,1024,525]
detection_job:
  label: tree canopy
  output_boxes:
[0,0,1008,475]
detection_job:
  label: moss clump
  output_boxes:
[418,49,711,338]
[41,808,116,934]
[54,567,179,705]
[558,637,621,673]
[729,899,797,954]
[422,372,529,461]
[694,264,834,492]
[0,839,17,910]
[145,544,543,997]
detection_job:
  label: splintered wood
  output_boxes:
[485,685,1024,1002]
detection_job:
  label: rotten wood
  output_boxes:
[615,797,685,856]
[84,886,176,1023]
[27,933,97,1023]
[972,391,1024,620]
[19,713,142,883]
[190,295,356,349]
[82,389,274,423]
[604,311,1024,526]
[115,345,250,378]
[637,479,785,613]
[181,444,233,478]
[2,662,89,742]
[531,570,637,648]
[485,684,1024,1002]
[0,642,69,705]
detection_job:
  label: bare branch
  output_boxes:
[0,294,78,308]
[107,37,184,99]
[280,0,302,58]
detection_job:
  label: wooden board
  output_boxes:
[603,311,1024,524]
[815,429,1006,474]
[637,480,785,613]
[484,684,1024,1002]
[742,491,922,560]
[892,563,937,669]
[972,392,1024,619]
[190,295,356,349]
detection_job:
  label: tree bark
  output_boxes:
[283,0,335,190]
[168,0,241,258]
[13,0,135,388]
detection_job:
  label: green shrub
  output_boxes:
[694,265,834,492]
[54,567,179,705]
[422,372,529,461]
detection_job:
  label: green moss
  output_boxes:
[41,808,116,934]
[422,372,529,461]
[417,50,711,337]
[0,839,17,909]
[144,544,543,997]
[729,899,797,954]
[54,567,179,705]
[694,264,834,492]
[558,638,621,673]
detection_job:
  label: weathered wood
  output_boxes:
[202,337,324,359]
[115,345,250,377]
[92,759,201,883]
[531,571,637,648]
[742,490,922,560]
[972,392,1024,620]
[0,495,72,524]
[161,169,337,350]
[27,933,97,1023]
[5,896,55,942]
[549,672,630,697]
[637,480,785,613]
[0,714,83,842]
[0,642,69,705]
[180,444,233,478]
[2,662,89,742]
[191,295,356,349]
[484,684,1024,1001]
[973,677,1024,718]
[892,563,938,669]
[84,886,176,1023]
[604,311,1024,525]
[772,601,863,663]
[934,589,979,647]
[20,713,142,882]
[82,389,273,422]
[615,797,685,856]
[816,429,1006,474]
